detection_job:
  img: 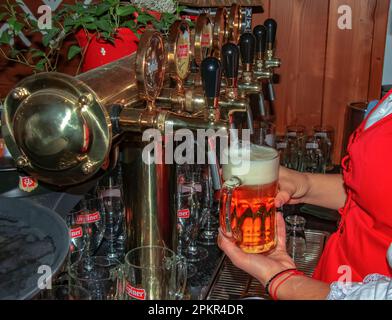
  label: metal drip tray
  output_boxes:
[206,229,330,300]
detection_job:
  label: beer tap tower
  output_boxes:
[1,29,229,255]
[0,5,277,267]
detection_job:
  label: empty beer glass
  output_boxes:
[98,175,126,260]
[124,246,187,300]
[286,125,306,171]
[285,215,307,260]
[303,135,325,173]
[313,125,334,171]
[198,166,219,246]
[69,256,124,300]
[220,144,279,254]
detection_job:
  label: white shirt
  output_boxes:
[327,244,392,300]
[365,94,392,130]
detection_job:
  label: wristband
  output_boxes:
[264,268,297,296]
[271,270,305,301]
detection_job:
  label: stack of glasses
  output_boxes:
[276,125,334,173]
[175,163,220,279]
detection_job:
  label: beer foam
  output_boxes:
[222,144,279,186]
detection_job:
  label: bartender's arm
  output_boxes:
[219,214,392,300]
[276,166,346,210]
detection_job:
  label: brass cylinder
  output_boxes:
[77,54,140,108]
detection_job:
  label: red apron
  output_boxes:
[313,90,392,283]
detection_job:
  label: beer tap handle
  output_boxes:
[264,19,277,50]
[253,25,267,57]
[221,42,240,87]
[239,33,256,67]
[201,57,222,106]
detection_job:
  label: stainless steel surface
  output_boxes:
[206,229,330,300]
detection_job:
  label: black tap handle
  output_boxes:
[264,19,277,49]
[201,57,222,99]
[239,32,255,65]
[221,43,239,79]
[253,25,267,54]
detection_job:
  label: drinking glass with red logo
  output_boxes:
[175,187,199,278]
[75,198,106,257]
[98,175,126,260]
[124,246,187,300]
[176,165,209,263]
[66,208,89,267]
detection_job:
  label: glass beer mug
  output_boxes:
[220,144,279,254]
[124,246,187,300]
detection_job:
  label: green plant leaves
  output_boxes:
[116,6,136,17]
[31,49,45,58]
[0,12,7,21]
[35,58,47,71]
[7,17,24,34]
[95,20,112,33]
[0,31,12,45]
[67,45,81,60]
[42,27,60,47]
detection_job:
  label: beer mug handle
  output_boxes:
[174,255,187,300]
[220,177,242,234]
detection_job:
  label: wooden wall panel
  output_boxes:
[322,0,378,161]
[270,0,329,135]
[368,0,390,100]
[252,0,270,27]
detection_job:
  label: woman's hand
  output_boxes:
[217,212,296,287]
[275,166,311,208]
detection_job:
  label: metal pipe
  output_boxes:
[77,54,140,108]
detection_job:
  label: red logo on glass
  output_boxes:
[70,227,83,239]
[76,211,101,224]
[126,282,145,300]
[177,209,190,219]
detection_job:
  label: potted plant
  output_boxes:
[0,0,182,73]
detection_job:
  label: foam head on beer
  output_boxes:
[222,143,279,185]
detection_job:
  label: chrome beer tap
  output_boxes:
[263,19,281,102]
[253,25,273,81]
[264,19,281,70]
[238,32,263,97]
[219,42,254,135]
